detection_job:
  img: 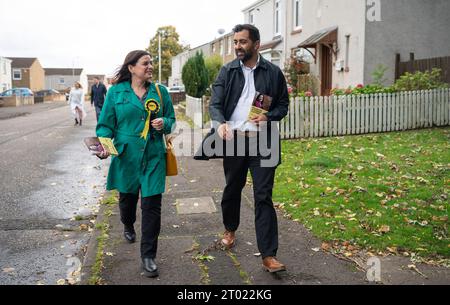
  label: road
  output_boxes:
[0,101,108,285]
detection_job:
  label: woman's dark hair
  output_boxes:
[113,50,151,84]
[232,24,260,42]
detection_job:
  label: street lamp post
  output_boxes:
[158,32,162,84]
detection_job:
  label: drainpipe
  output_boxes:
[283,0,289,69]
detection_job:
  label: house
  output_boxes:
[7,57,45,92]
[169,42,213,88]
[169,50,189,88]
[44,68,88,92]
[242,0,287,68]
[210,32,236,65]
[0,57,12,92]
[289,0,450,94]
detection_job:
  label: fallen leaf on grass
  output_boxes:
[378,225,391,234]
[376,153,386,159]
[387,247,398,254]
[321,243,331,251]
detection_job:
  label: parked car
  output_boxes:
[34,89,61,97]
[0,88,34,97]
[168,85,185,93]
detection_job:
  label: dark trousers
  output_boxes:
[119,193,162,259]
[221,134,278,259]
[95,105,102,121]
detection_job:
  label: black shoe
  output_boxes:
[74,119,78,126]
[124,227,136,243]
[142,258,159,278]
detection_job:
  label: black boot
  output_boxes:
[79,119,82,126]
[124,225,136,243]
[74,119,78,126]
[142,258,158,278]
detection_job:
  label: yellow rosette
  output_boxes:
[141,98,160,139]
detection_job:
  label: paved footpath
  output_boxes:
[80,120,449,285]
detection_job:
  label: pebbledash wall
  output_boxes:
[364,0,450,85]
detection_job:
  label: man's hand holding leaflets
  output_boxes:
[248,91,272,125]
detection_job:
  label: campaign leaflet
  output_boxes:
[247,91,273,120]
[84,137,118,156]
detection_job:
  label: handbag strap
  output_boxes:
[155,83,164,114]
[154,83,170,149]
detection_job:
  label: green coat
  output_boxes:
[96,81,176,197]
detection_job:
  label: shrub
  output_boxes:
[204,54,223,87]
[393,68,448,91]
[182,51,209,98]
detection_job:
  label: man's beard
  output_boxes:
[236,49,254,63]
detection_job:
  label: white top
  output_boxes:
[69,88,84,105]
[229,56,260,132]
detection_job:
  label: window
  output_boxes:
[249,10,255,24]
[272,51,281,67]
[13,69,21,80]
[293,0,303,29]
[59,77,65,84]
[275,0,281,35]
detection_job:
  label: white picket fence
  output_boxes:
[280,88,450,139]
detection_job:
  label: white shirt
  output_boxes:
[229,56,260,132]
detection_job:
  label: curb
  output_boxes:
[79,191,112,285]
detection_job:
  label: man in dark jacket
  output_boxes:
[91,77,107,121]
[207,24,289,273]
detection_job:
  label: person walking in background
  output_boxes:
[91,76,107,121]
[95,50,176,278]
[69,81,86,126]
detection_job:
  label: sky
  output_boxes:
[0,0,256,76]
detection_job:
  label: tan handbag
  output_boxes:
[155,84,178,176]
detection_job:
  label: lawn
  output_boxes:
[274,127,450,260]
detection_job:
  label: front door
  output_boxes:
[320,44,333,96]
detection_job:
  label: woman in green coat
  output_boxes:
[96,50,176,278]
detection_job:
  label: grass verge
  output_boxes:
[88,191,118,285]
[274,127,449,263]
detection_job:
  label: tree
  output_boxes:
[182,52,209,98]
[204,54,223,86]
[147,26,184,84]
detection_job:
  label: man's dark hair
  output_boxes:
[232,24,260,42]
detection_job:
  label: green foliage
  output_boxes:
[182,52,209,98]
[284,55,311,95]
[147,26,184,84]
[371,64,389,86]
[204,54,223,86]
[393,68,448,91]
